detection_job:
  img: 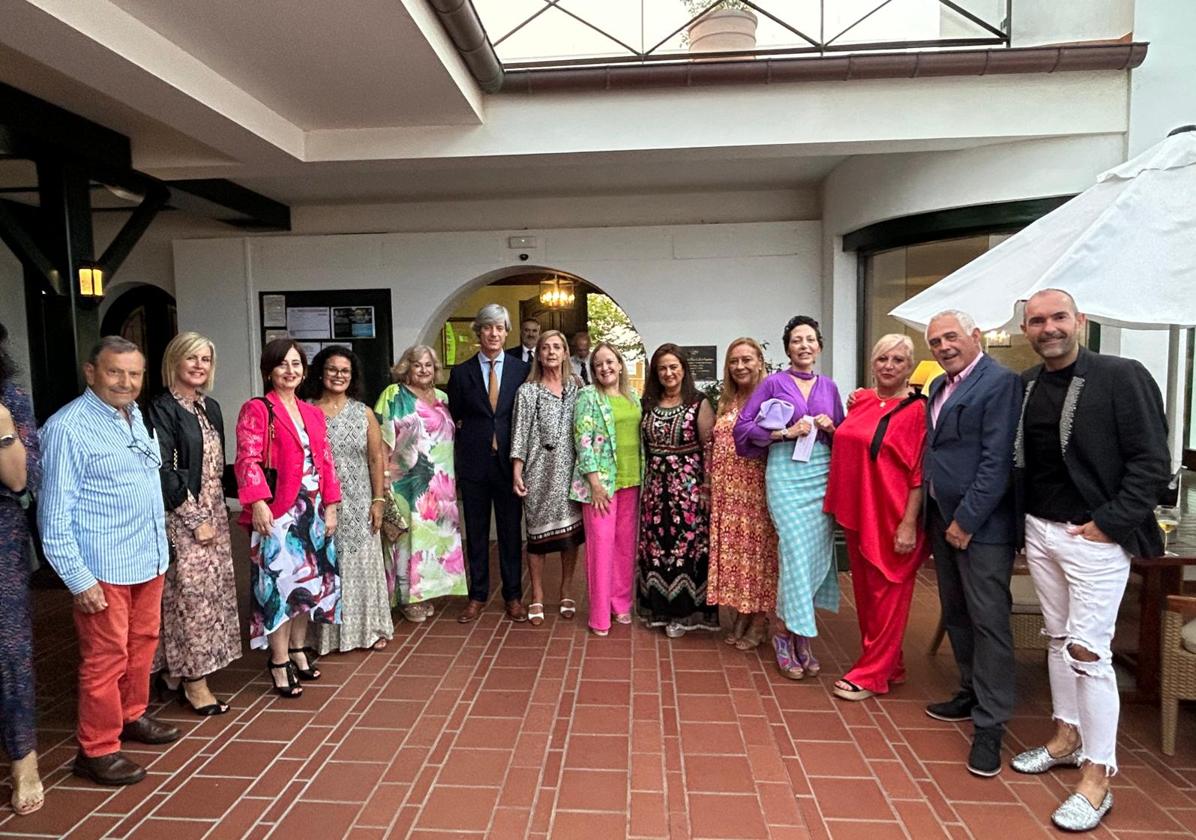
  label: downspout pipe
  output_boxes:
[428,0,504,93]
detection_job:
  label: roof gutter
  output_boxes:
[498,41,1147,94]
[427,0,504,93]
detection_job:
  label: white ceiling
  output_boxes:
[0,1,1133,208]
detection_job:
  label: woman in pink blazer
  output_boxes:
[236,339,342,698]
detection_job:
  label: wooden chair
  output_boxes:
[1161,595,1196,755]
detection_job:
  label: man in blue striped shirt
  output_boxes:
[39,336,180,786]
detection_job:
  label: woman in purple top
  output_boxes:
[734,315,843,680]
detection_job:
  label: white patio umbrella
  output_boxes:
[889,125,1196,466]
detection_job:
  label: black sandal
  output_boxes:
[287,647,321,681]
[268,660,303,697]
[180,676,231,716]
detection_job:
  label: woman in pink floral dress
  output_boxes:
[374,345,467,622]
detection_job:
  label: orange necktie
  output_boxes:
[488,359,499,449]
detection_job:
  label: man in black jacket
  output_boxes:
[1010,289,1170,832]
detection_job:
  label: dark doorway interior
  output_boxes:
[101,284,178,404]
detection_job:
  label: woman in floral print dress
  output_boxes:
[375,345,467,621]
[636,343,718,638]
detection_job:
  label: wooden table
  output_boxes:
[1120,552,1196,703]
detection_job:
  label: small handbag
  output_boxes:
[755,398,796,430]
[380,496,409,543]
[255,397,279,501]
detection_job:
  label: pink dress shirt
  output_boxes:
[929,352,985,428]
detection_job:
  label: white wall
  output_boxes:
[290,189,819,235]
[174,221,822,450]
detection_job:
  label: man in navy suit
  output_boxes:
[922,309,1021,778]
[507,317,540,365]
[447,304,530,623]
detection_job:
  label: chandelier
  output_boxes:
[539,275,575,309]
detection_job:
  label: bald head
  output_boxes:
[1025,288,1078,318]
[1022,289,1086,370]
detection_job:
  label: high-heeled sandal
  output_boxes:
[288,647,321,681]
[772,634,804,680]
[267,660,303,698]
[734,617,768,651]
[180,676,231,716]
[792,634,821,677]
[152,672,181,703]
[723,613,750,646]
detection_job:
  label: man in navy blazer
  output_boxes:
[446,304,531,623]
[922,309,1021,778]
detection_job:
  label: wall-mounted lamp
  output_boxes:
[983,329,1011,348]
[78,262,105,299]
[539,276,575,309]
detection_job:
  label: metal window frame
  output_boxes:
[482,0,1012,70]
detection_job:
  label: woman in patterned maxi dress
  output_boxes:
[306,347,394,653]
[0,320,43,815]
[707,338,778,651]
[511,330,584,626]
[375,345,467,622]
[148,332,241,716]
[636,344,718,638]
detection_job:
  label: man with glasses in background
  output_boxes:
[39,336,178,786]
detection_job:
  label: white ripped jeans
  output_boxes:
[1023,514,1131,773]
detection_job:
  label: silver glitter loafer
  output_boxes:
[1010,745,1083,774]
[1051,791,1112,832]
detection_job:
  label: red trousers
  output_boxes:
[843,531,916,694]
[72,576,165,757]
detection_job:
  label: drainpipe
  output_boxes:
[427,0,504,93]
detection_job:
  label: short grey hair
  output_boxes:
[925,309,977,342]
[87,335,142,366]
[472,303,511,336]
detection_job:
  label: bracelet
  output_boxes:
[371,497,387,503]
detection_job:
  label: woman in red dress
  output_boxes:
[823,334,927,701]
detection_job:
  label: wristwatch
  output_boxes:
[0,433,17,449]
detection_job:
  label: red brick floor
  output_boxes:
[2,541,1195,839]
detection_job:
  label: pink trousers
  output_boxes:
[583,487,639,632]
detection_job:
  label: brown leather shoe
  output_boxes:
[505,600,528,622]
[457,600,485,623]
[72,750,146,786]
[120,716,181,745]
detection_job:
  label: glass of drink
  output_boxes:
[1155,504,1181,556]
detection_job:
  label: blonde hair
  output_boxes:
[870,333,916,369]
[527,330,569,385]
[588,341,635,402]
[393,344,441,385]
[162,331,216,392]
[718,337,766,414]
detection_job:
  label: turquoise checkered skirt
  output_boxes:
[766,441,839,636]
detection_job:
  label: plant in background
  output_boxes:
[698,339,783,406]
[588,294,646,362]
[681,0,753,17]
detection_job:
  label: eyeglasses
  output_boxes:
[127,426,162,468]
[325,367,352,378]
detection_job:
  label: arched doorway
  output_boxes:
[101,284,178,399]
[431,267,646,390]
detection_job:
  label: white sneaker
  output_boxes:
[665,622,686,638]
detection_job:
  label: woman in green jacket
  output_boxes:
[570,342,641,636]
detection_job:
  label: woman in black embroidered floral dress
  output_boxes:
[635,343,718,638]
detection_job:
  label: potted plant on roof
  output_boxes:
[682,0,758,55]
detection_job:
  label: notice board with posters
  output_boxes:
[257,289,394,403]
